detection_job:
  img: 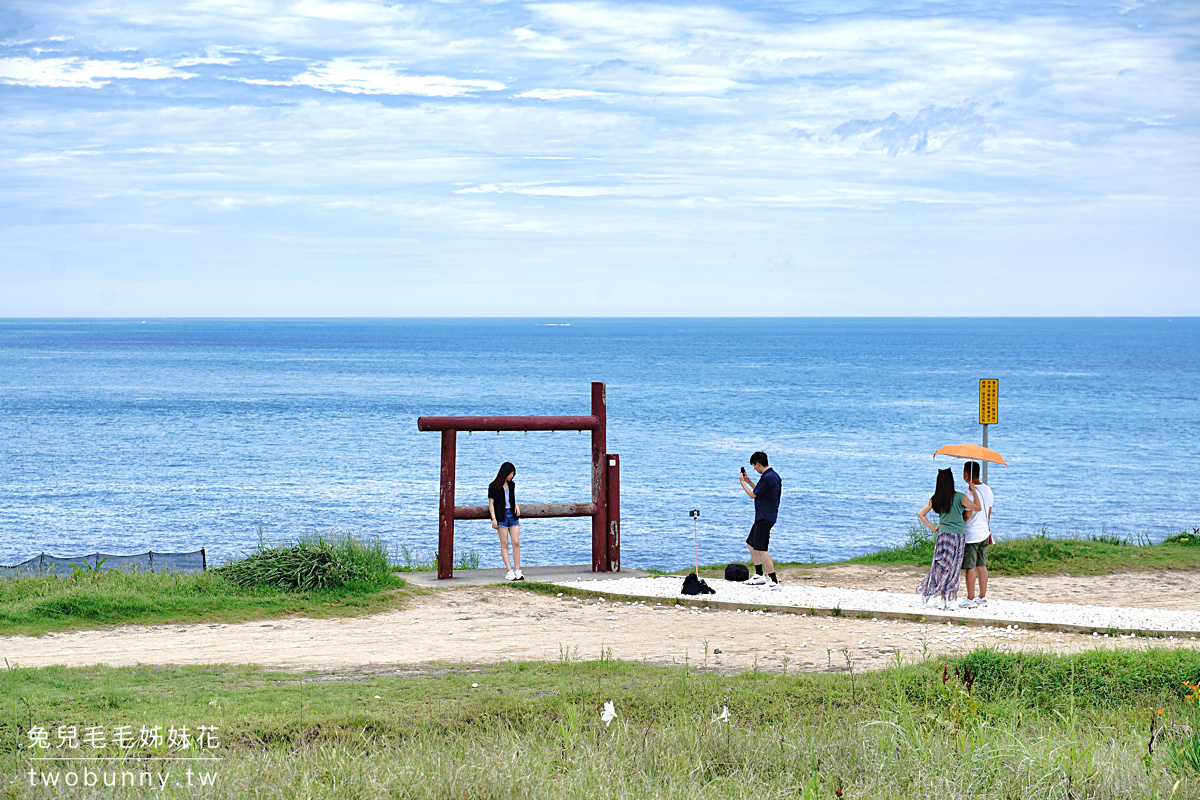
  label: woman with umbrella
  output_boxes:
[916,468,982,609]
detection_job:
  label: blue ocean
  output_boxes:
[1,319,1197,570]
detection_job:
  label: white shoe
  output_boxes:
[504,570,516,581]
[960,598,978,608]
[761,581,781,591]
[976,597,988,606]
[746,574,768,586]
[514,569,525,581]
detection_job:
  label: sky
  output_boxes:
[2,0,1198,316]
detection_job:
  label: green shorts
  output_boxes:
[962,541,989,570]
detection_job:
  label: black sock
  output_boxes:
[754,564,763,576]
[769,572,777,584]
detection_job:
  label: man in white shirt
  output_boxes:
[960,461,994,607]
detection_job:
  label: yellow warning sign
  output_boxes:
[979,379,999,425]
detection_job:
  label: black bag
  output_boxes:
[681,572,715,595]
[724,563,750,582]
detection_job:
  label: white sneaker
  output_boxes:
[761,580,781,591]
[514,569,525,581]
[976,597,988,606]
[504,570,516,581]
[960,598,978,608]
[746,574,768,586]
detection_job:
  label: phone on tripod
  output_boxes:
[689,509,700,519]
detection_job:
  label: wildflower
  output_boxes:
[600,700,617,728]
[711,706,730,724]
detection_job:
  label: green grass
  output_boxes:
[217,531,395,591]
[2,649,1199,798]
[391,544,483,573]
[842,525,1200,575]
[0,532,410,637]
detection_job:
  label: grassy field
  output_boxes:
[2,649,1198,798]
[0,533,410,638]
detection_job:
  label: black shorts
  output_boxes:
[746,519,774,551]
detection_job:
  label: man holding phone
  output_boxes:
[739,451,782,589]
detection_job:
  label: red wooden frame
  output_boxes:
[417,382,620,579]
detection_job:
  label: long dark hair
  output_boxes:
[930,468,956,515]
[491,461,516,489]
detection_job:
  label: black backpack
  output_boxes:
[681,572,716,595]
[724,563,750,582]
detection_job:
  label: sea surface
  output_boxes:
[1,318,1197,571]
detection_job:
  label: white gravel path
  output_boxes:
[555,576,1200,636]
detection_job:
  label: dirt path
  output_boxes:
[2,569,1196,675]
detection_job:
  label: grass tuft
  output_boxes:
[392,544,483,572]
[216,530,394,591]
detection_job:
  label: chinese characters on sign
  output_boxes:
[978,379,999,425]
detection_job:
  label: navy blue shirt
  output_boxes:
[752,468,781,523]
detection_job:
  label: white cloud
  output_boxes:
[289,0,411,23]
[517,88,608,99]
[0,57,194,88]
[455,182,626,196]
[529,2,746,37]
[1,0,1197,314]
[292,59,505,96]
[174,48,241,66]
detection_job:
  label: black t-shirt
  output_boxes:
[488,481,517,519]
[753,468,781,522]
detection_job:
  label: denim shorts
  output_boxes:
[501,510,519,528]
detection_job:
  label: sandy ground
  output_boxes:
[777,564,1200,609]
[1,567,1196,675]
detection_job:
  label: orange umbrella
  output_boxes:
[933,444,1007,466]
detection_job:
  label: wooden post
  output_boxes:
[591,382,608,572]
[438,429,456,579]
[606,453,620,572]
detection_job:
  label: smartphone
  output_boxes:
[740,466,747,477]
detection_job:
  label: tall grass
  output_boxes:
[217,530,394,591]
[5,650,1199,799]
[392,544,483,572]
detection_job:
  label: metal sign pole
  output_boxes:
[978,378,998,485]
[982,423,988,484]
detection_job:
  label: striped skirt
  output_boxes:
[916,530,965,602]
